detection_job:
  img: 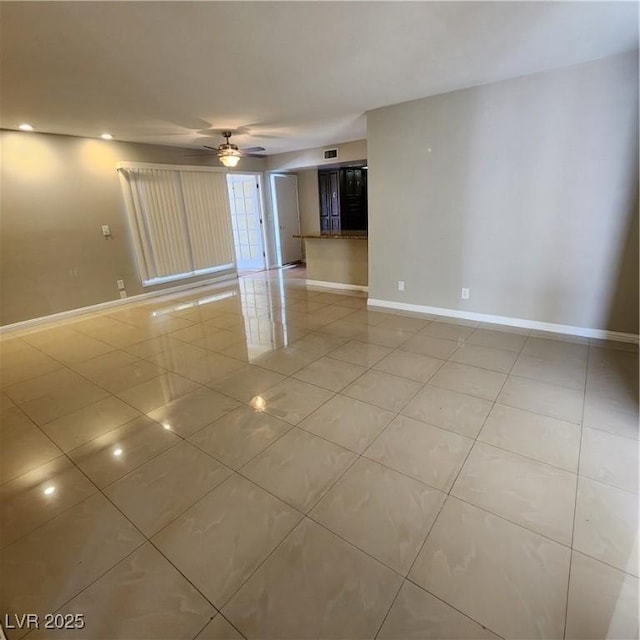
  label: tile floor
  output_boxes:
[0,267,638,640]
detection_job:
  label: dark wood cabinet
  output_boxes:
[318,167,367,232]
[319,170,341,232]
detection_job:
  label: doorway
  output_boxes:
[270,173,302,266]
[226,173,266,271]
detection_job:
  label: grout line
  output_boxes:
[562,341,591,640]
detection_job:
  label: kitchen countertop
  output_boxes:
[293,231,368,240]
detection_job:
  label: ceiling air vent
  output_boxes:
[323,148,339,160]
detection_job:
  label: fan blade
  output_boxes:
[241,146,266,153]
[203,145,219,151]
[183,152,217,158]
[241,153,267,158]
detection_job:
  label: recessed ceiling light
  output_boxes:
[43,485,56,495]
[101,133,113,140]
[18,123,34,131]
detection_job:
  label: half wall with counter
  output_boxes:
[293,232,368,290]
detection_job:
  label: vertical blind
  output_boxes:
[117,164,236,285]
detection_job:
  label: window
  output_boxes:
[117,163,236,286]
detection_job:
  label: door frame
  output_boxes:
[226,171,271,270]
[269,172,301,267]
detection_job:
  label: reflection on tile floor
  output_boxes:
[0,266,638,639]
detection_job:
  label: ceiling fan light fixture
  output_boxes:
[219,150,241,168]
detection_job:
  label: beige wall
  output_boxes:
[367,52,639,335]
[297,170,321,236]
[305,239,368,287]
[0,131,266,325]
[268,140,367,172]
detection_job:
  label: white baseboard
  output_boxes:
[367,298,639,344]
[306,279,368,293]
[0,274,238,334]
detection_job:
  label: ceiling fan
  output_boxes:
[186,131,266,167]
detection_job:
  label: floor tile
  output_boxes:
[293,356,367,392]
[115,372,201,413]
[478,404,581,471]
[466,328,527,352]
[29,335,116,366]
[256,378,334,425]
[0,494,143,632]
[511,353,586,389]
[105,441,232,536]
[210,365,284,402]
[340,309,389,327]
[288,331,348,356]
[409,498,570,640]
[402,385,492,438]
[419,321,475,342]
[146,387,240,437]
[189,405,292,469]
[579,427,639,493]
[565,551,639,640]
[573,476,638,576]
[0,456,97,548]
[528,331,589,345]
[377,315,429,333]
[522,336,588,362]
[319,319,366,340]
[451,442,576,544]
[299,394,395,453]
[251,347,317,375]
[586,373,639,408]
[589,339,639,353]
[311,458,445,574]
[71,349,139,379]
[126,336,183,359]
[153,474,301,607]
[343,370,422,412]
[429,362,507,401]
[360,325,414,348]
[0,391,15,410]
[0,349,62,387]
[374,351,443,382]
[31,543,214,640]
[17,378,111,426]
[40,396,141,452]
[378,580,499,639]
[172,352,247,385]
[67,415,180,488]
[223,518,402,639]
[3,367,84,404]
[583,392,639,439]
[450,343,517,374]
[364,415,473,491]
[400,335,460,359]
[497,375,584,423]
[241,428,356,512]
[193,329,247,354]
[0,407,62,483]
[88,359,166,393]
[195,615,244,639]
[328,339,392,367]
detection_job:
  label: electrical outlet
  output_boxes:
[461,288,470,300]
[398,280,405,292]
[116,279,125,290]
[102,225,111,237]
[119,291,127,299]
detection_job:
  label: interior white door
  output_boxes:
[271,173,302,265]
[227,174,265,270]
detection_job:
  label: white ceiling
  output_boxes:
[1,1,637,155]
